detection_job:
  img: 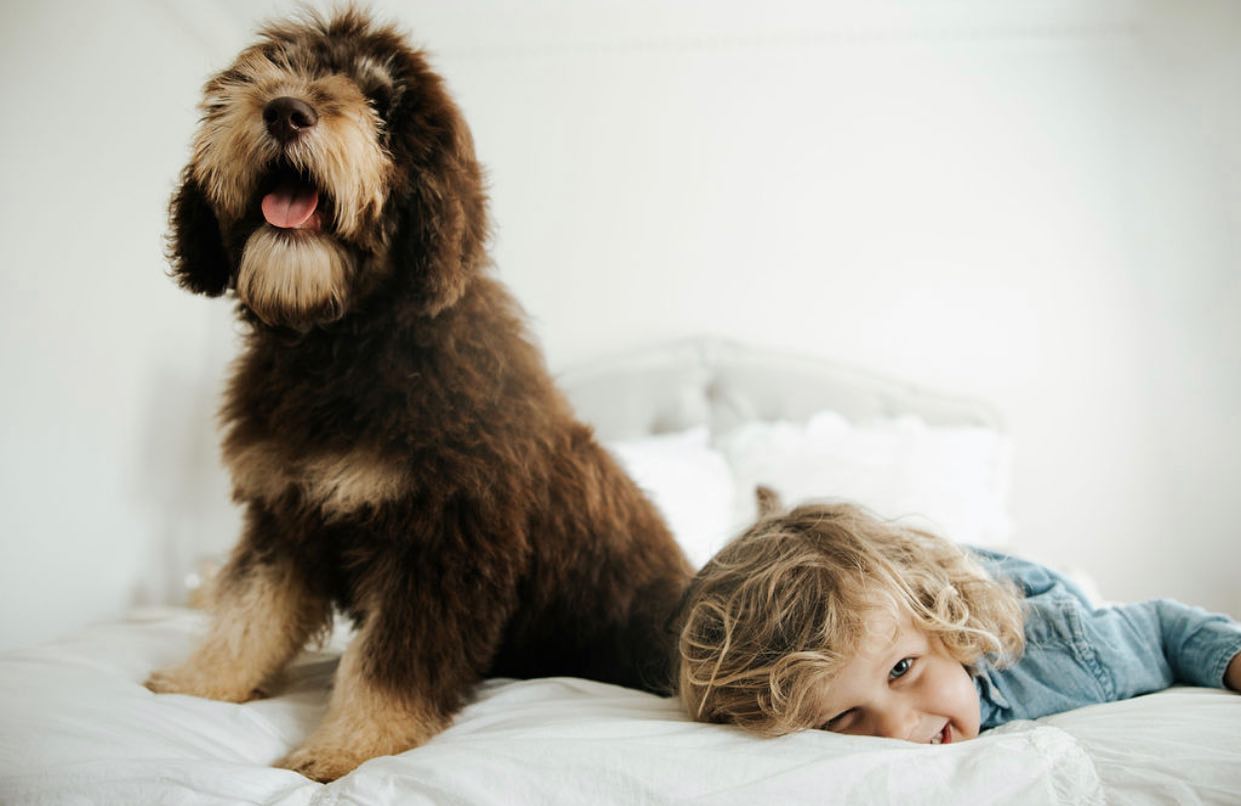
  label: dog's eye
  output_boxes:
[217,68,253,87]
[261,43,294,68]
[364,85,393,118]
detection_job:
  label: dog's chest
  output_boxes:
[224,438,410,517]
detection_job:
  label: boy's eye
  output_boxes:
[823,708,855,731]
[889,657,915,679]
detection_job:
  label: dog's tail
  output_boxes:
[754,485,783,518]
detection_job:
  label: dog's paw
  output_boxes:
[144,665,265,703]
[276,744,368,782]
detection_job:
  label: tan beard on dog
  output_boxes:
[237,226,353,328]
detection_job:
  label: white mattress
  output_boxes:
[2,609,1238,805]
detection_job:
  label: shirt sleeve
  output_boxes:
[969,548,1241,730]
[1084,598,1241,695]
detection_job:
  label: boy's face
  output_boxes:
[815,608,980,744]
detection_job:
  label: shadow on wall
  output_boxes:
[130,362,240,609]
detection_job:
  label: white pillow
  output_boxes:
[606,426,737,569]
[718,411,1012,547]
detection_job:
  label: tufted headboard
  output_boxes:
[559,337,1000,442]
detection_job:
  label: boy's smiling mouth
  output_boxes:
[929,723,951,745]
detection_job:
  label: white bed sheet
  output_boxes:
[3,611,1237,805]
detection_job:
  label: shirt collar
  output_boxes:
[973,666,1012,710]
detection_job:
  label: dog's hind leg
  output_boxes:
[146,515,331,702]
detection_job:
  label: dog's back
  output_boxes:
[490,425,692,692]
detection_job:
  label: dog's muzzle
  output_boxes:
[258,99,325,232]
[263,96,318,143]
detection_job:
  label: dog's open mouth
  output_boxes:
[258,163,328,231]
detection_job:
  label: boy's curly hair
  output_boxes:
[676,498,1025,735]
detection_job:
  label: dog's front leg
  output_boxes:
[276,532,521,783]
[275,611,455,782]
[146,519,331,702]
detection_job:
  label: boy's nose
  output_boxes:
[875,707,919,741]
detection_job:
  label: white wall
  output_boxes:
[1,0,1237,650]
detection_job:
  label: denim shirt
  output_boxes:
[967,548,1241,730]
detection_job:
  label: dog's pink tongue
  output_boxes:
[261,182,319,229]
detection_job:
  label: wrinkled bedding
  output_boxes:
[2,608,1237,804]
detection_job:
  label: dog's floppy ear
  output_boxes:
[389,56,490,317]
[166,168,231,296]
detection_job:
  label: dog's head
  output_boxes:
[168,8,488,329]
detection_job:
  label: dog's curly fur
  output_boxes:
[144,8,692,782]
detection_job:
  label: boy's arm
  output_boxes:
[1127,599,1241,691]
[1081,599,1241,698]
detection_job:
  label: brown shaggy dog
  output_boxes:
[144,8,692,782]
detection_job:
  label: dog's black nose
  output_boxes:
[263,97,318,143]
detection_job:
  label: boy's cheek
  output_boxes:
[959,702,981,740]
[958,665,982,739]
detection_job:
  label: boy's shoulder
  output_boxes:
[965,546,1093,605]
